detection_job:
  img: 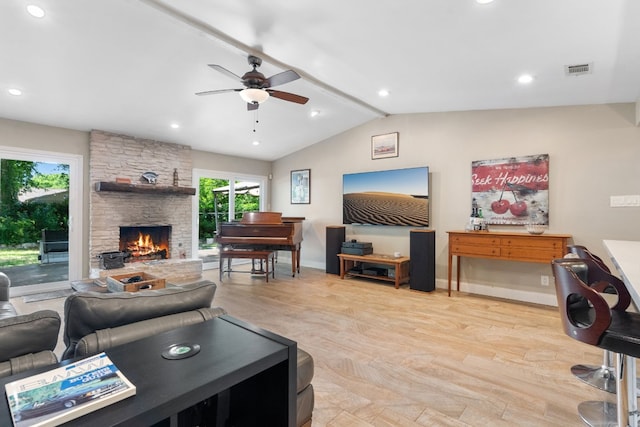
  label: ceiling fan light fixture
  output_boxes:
[517,74,534,84]
[239,88,269,104]
[26,5,45,18]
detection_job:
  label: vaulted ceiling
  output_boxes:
[2,1,639,161]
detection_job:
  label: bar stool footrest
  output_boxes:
[572,364,617,394]
[577,401,617,427]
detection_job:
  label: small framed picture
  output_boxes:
[291,169,310,204]
[371,132,399,159]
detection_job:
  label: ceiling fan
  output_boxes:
[196,55,309,110]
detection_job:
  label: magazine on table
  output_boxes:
[4,352,136,427]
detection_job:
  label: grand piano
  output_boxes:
[216,212,304,277]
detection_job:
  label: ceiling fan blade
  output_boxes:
[247,102,259,111]
[195,88,241,96]
[264,70,300,88]
[268,90,309,105]
[208,64,243,82]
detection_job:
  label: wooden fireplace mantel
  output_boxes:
[95,181,196,195]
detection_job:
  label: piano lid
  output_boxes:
[240,212,283,224]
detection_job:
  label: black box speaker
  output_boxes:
[98,251,126,270]
[326,226,345,274]
[410,229,435,292]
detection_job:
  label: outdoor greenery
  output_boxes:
[32,171,70,189]
[198,178,260,240]
[0,160,69,246]
[0,248,39,267]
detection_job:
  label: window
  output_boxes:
[192,169,266,270]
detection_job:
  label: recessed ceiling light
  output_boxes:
[8,88,23,96]
[252,140,260,146]
[26,5,45,18]
[378,89,389,97]
[475,0,495,4]
[517,74,534,84]
[170,123,180,129]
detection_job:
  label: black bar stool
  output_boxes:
[552,258,638,427]
[566,245,617,394]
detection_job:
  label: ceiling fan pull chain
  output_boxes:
[253,109,259,133]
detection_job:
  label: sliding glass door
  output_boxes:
[192,169,266,270]
[0,146,83,295]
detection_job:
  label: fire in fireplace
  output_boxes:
[119,225,171,262]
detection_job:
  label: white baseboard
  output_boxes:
[435,278,557,307]
[305,262,557,306]
[304,260,326,270]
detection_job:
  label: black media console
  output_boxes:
[0,315,297,427]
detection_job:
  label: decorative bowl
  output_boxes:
[525,223,547,235]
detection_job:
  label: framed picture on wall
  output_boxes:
[371,132,399,159]
[291,169,310,204]
[471,154,549,225]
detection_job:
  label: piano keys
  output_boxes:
[217,212,304,277]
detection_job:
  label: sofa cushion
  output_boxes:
[0,271,10,302]
[296,348,315,426]
[0,351,58,379]
[297,348,314,393]
[0,310,61,361]
[63,281,216,357]
[297,383,314,427]
[0,301,18,320]
[73,307,226,358]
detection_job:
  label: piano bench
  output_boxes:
[219,250,276,283]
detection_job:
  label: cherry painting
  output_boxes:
[471,154,549,225]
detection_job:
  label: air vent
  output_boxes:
[565,63,592,76]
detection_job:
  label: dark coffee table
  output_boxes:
[0,315,297,426]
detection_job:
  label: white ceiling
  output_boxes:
[1,0,639,161]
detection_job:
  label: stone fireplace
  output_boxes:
[89,130,194,273]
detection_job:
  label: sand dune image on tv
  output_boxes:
[343,192,429,226]
[342,167,430,227]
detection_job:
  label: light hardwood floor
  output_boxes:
[12,263,613,426]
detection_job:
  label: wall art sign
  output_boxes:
[371,132,399,159]
[471,154,549,225]
[291,169,310,204]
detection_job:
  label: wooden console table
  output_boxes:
[447,230,571,297]
[338,253,410,289]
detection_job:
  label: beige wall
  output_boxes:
[272,103,640,305]
[191,149,272,177]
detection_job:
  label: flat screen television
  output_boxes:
[343,166,429,226]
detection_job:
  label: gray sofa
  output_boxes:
[0,272,61,378]
[62,281,314,426]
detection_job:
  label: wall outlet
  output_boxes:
[540,275,550,286]
[625,195,640,206]
[611,195,640,207]
[611,195,625,207]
